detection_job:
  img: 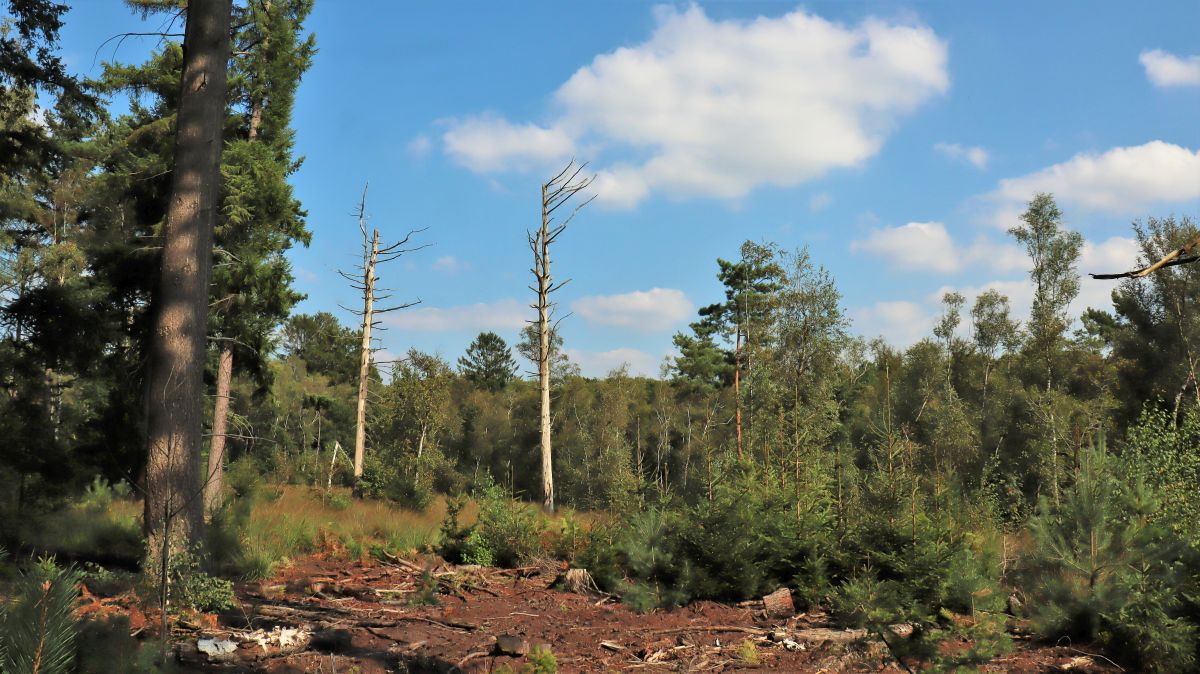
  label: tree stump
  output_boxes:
[763,587,794,618]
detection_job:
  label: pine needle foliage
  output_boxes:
[1026,436,1199,673]
[0,558,81,674]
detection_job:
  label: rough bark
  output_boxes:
[204,343,233,516]
[143,0,232,570]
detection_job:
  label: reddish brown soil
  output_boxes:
[150,554,1122,673]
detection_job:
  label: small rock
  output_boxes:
[781,639,804,652]
[197,638,238,661]
[494,634,530,656]
[769,629,789,642]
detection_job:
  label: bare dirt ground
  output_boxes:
[86,553,1124,673]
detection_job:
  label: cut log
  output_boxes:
[762,587,794,618]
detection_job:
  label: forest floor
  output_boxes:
[85,552,1126,674]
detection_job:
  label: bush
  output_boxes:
[358,456,433,511]
[1024,438,1198,673]
[472,484,545,568]
[168,552,236,613]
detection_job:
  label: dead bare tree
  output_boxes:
[529,160,594,512]
[339,183,426,493]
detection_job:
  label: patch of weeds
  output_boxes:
[736,639,760,665]
[168,552,236,613]
[494,646,557,674]
[81,562,137,597]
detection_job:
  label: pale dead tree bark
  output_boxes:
[529,160,594,512]
[143,0,232,573]
[339,184,426,493]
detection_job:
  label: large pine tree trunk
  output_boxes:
[144,0,231,571]
[204,343,233,516]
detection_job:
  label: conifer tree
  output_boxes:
[459,331,518,392]
[205,0,314,515]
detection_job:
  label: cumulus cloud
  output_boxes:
[443,5,948,207]
[989,141,1200,224]
[850,221,1026,274]
[850,300,936,347]
[934,142,988,169]
[443,114,573,172]
[929,236,1139,331]
[856,235,1138,347]
[1140,49,1200,88]
[384,298,527,332]
[565,347,662,378]
[572,288,693,331]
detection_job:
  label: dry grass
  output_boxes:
[235,486,477,578]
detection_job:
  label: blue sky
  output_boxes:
[54,1,1200,376]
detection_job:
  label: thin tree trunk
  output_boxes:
[144,0,231,571]
[734,326,743,461]
[537,187,554,511]
[354,228,380,486]
[204,343,233,516]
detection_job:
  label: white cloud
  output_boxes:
[431,255,469,274]
[850,221,1026,274]
[934,142,988,169]
[930,236,1139,328]
[990,141,1200,223]
[565,347,662,378]
[572,287,693,331]
[385,298,527,332]
[443,114,573,172]
[1140,49,1200,88]
[407,134,433,158]
[443,6,948,208]
[1077,236,1139,311]
[850,300,935,347]
[809,192,834,212]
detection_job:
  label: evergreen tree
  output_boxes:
[458,331,517,392]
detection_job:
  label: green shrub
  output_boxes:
[470,484,545,568]
[527,645,557,674]
[358,456,433,511]
[168,553,236,613]
[1025,438,1198,673]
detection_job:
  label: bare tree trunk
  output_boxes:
[354,228,379,485]
[144,0,231,571]
[734,326,743,461]
[537,205,554,511]
[530,161,593,512]
[204,343,233,516]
